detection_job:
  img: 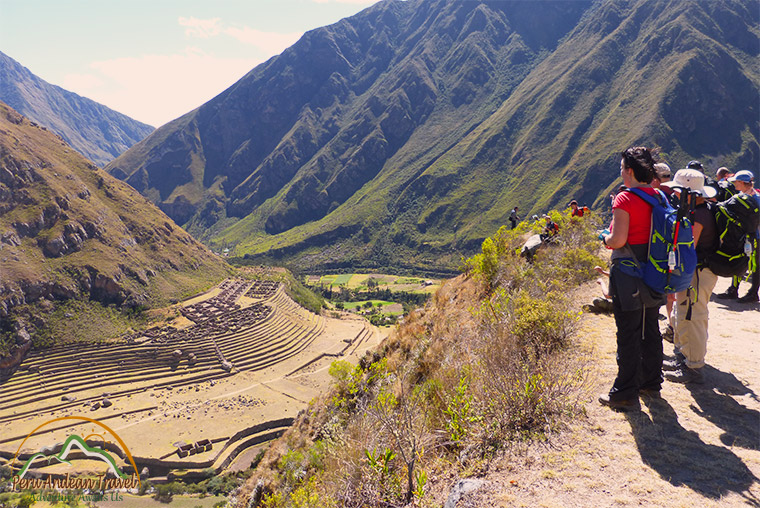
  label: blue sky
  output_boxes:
[0,0,380,126]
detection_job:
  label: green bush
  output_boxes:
[510,290,580,354]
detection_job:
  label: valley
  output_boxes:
[0,0,758,505]
[0,277,385,485]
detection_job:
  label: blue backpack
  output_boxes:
[618,188,697,294]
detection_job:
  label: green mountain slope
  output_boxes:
[0,51,154,166]
[106,0,759,271]
[0,101,231,358]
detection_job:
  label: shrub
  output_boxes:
[246,209,599,507]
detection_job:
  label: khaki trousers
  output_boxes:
[672,267,718,368]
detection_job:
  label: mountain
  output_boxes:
[0,101,231,361]
[105,0,760,272]
[0,51,154,167]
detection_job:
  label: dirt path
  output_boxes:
[461,276,760,507]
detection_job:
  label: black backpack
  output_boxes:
[704,176,739,203]
[706,193,760,277]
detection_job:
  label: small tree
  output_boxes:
[370,373,432,504]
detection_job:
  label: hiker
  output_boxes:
[716,167,731,181]
[599,146,665,411]
[653,163,673,186]
[570,200,584,217]
[731,171,760,303]
[541,215,559,241]
[687,160,704,171]
[509,206,520,229]
[715,170,760,302]
[660,169,718,384]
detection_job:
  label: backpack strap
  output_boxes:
[623,187,659,270]
[626,187,666,208]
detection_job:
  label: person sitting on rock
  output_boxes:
[540,215,559,241]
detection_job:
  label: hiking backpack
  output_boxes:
[706,192,760,277]
[618,188,697,294]
[704,177,738,203]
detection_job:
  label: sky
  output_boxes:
[0,0,381,127]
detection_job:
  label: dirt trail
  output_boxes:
[462,276,760,507]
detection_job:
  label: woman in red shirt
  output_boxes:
[599,147,665,411]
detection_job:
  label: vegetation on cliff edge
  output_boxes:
[237,209,605,507]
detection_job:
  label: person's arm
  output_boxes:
[603,208,629,249]
[692,221,703,246]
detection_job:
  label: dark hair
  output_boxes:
[621,146,656,184]
[687,160,704,171]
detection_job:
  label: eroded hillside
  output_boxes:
[105,0,759,272]
[0,102,230,359]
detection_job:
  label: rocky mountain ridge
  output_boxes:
[0,101,230,363]
[0,51,154,167]
[106,0,759,271]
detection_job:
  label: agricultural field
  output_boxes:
[304,273,439,327]
[305,273,440,294]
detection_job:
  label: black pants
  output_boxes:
[609,305,663,400]
[608,258,664,401]
[509,218,517,229]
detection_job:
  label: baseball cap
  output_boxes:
[686,160,704,171]
[728,170,754,183]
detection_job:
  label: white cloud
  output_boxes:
[61,73,104,92]
[223,26,302,54]
[178,16,302,55]
[74,48,261,127]
[178,16,222,38]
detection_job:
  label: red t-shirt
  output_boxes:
[610,187,658,245]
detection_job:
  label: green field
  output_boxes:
[310,273,440,293]
[332,273,353,285]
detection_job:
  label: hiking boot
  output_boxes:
[737,293,759,303]
[592,297,614,313]
[662,358,684,372]
[664,367,704,384]
[664,349,685,363]
[638,389,662,400]
[716,287,739,299]
[661,325,674,344]
[598,394,639,411]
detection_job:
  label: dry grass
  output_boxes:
[238,213,607,507]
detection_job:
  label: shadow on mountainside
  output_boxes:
[625,396,760,506]
[685,366,760,451]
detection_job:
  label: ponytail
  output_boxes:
[621,146,656,184]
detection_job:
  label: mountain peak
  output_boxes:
[105,0,759,271]
[0,51,154,167]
